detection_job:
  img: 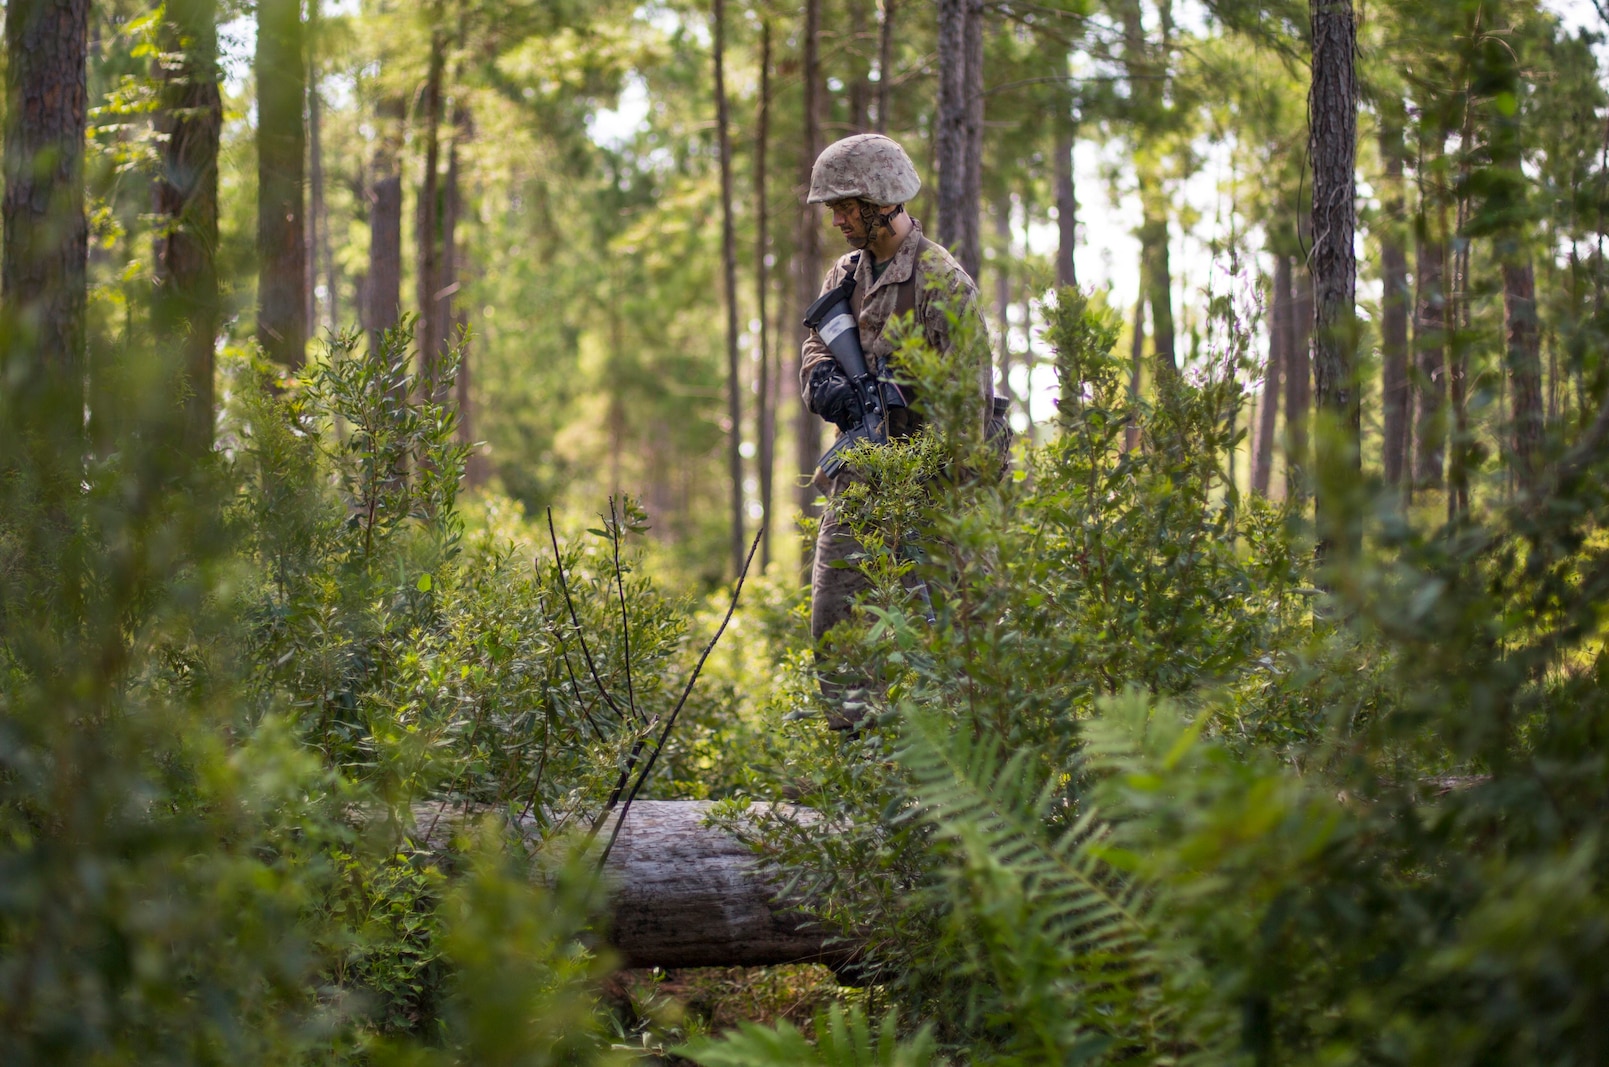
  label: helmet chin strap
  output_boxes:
[853,200,905,250]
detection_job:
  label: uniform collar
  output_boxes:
[857,218,925,298]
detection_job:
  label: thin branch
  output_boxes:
[609,496,639,720]
[545,505,633,723]
[596,525,765,869]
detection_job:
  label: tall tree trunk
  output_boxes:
[1308,0,1359,560]
[3,0,90,463]
[416,25,447,400]
[1378,107,1410,493]
[1286,251,1313,503]
[963,0,983,278]
[936,0,982,279]
[755,21,775,573]
[1119,0,1173,377]
[995,200,1012,383]
[1252,256,1288,497]
[1055,117,1077,288]
[1413,209,1447,491]
[848,0,869,131]
[875,0,895,132]
[793,0,824,548]
[1481,6,1544,491]
[1140,193,1176,376]
[1125,292,1145,453]
[364,95,405,351]
[307,0,333,334]
[714,0,745,579]
[256,0,307,370]
[153,0,222,453]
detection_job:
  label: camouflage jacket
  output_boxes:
[799,219,993,436]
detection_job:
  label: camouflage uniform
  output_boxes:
[801,220,992,728]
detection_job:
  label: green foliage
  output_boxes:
[678,1004,936,1067]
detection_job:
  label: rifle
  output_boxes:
[801,253,908,479]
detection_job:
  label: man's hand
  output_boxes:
[809,364,863,432]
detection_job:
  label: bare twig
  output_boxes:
[545,505,634,723]
[596,525,765,869]
[609,496,639,720]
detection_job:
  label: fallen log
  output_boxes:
[413,799,850,970]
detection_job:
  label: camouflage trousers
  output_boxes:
[810,482,932,731]
[810,493,875,731]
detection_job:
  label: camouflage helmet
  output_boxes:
[806,133,922,206]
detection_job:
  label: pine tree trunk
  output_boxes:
[714,0,745,580]
[3,0,90,462]
[875,0,895,133]
[1413,218,1447,491]
[1308,0,1359,559]
[1141,193,1176,376]
[995,201,1012,387]
[1482,5,1544,491]
[793,0,824,547]
[1125,292,1145,453]
[1055,118,1077,288]
[256,0,307,370]
[848,0,869,131]
[1286,251,1313,503]
[1378,110,1411,493]
[937,0,982,279]
[1252,257,1287,497]
[153,0,221,453]
[364,95,405,351]
[307,0,334,334]
[755,21,775,573]
[416,25,447,400]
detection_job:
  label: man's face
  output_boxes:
[828,198,871,248]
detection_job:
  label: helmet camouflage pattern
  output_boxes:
[806,133,922,206]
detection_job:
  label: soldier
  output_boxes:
[799,133,995,730]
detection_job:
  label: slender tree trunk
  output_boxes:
[1141,192,1176,376]
[1125,292,1145,453]
[794,0,824,547]
[1252,257,1287,496]
[416,25,447,399]
[1286,251,1313,503]
[256,0,307,370]
[1308,0,1359,560]
[1379,109,1410,493]
[443,102,469,411]
[755,21,775,573]
[937,0,982,279]
[875,0,895,133]
[714,0,745,579]
[1055,118,1078,288]
[364,95,405,351]
[1481,7,1544,491]
[153,0,222,453]
[995,200,1012,383]
[1413,211,1447,491]
[848,0,869,131]
[306,0,322,335]
[963,0,983,278]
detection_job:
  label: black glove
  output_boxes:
[809,364,863,432]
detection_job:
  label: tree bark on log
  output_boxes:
[414,800,849,970]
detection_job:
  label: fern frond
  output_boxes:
[895,708,1173,1056]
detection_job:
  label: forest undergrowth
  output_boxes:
[5,292,1609,1065]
